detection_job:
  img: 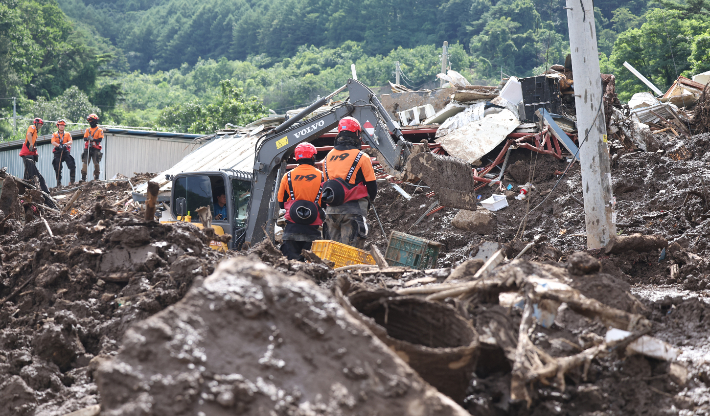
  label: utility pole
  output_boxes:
[395,61,401,85]
[12,97,16,137]
[566,0,616,249]
[440,41,448,88]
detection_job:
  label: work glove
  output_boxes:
[215,213,224,220]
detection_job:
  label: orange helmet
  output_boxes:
[87,114,99,122]
[56,119,67,126]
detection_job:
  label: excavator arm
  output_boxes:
[244,79,476,246]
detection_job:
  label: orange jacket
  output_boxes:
[20,125,38,157]
[278,164,324,204]
[83,127,104,150]
[323,149,376,184]
[51,132,72,153]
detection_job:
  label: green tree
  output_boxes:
[157,80,268,134]
[610,8,708,100]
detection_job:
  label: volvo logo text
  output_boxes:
[294,120,325,139]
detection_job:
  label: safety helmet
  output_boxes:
[56,119,67,126]
[338,117,361,134]
[33,118,44,125]
[87,113,99,122]
[294,142,317,160]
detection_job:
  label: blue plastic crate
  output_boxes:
[384,231,443,270]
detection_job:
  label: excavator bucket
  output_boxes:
[369,144,479,211]
[405,151,479,211]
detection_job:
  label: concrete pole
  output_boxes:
[396,61,401,85]
[440,41,448,88]
[566,0,616,249]
[12,97,16,137]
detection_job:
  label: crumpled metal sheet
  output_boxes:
[435,102,486,137]
[435,109,520,164]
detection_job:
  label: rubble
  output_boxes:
[7,63,710,416]
[0,174,227,415]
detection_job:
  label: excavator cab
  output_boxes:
[170,170,252,250]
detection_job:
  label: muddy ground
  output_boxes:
[2,130,710,415]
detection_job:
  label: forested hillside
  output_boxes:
[2,0,710,138]
[57,0,649,77]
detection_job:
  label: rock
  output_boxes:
[0,375,36,415]
[567,252,601,276]
[107,226,151,248]
[32,311,85,371]
[36,264,69,288]
[445,258,485,282]
[97,258,470,416]
[452,210,496,234]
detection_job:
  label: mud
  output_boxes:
[0,175,226,415]
[96,258,469,416]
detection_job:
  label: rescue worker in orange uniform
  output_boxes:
[321,117,377,248]
[19,118,51,195]
[81,113,103,181]
[51,119,76,186]
[277,142,325,261]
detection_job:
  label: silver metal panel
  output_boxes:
[103,134,199,180]
[135,134,260,193]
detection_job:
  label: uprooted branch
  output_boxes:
[525,327,651,392]
[538,291,651,331]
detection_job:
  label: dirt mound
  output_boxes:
[0,175,226,415]
[96,258,469,416]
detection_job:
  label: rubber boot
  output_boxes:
[80,174,86,182]
[69,170,76,185]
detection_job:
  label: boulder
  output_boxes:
[452,209,496,234]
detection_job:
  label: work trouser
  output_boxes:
[52,151,76,185]
[280,240,313,261]
[323,213,368,248]
[81,147,102,180]
[22,156,50,195]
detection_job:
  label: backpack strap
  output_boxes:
[314,182,324,204]
[344,151,364,183]
[286,172,295,201]
[323,159,329,180]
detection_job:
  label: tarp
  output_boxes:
[435,109,520,164]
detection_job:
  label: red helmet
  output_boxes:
[33,118,43,125]
[294,142,317,160]
[338,117,361,134]
[87,113,99,122]
[56,119,67,126]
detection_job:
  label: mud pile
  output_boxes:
[96,258,469,416]
[0,175,226,415]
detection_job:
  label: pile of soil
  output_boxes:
[0,175,226,415]
[96,258,468,416]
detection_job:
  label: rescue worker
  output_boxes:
[19,118,51,195]
[51,119,76,186]
[214,192,227,220]
[81,113,103,181]
[321,117,377,248]
[277,142,325,261]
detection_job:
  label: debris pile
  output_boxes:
[0,174,227,415]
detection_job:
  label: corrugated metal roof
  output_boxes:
[135,133,260,193]
[631,103,683,125]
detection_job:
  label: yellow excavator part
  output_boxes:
[160,219,228,252]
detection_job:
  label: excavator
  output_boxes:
[170,79,478,250]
